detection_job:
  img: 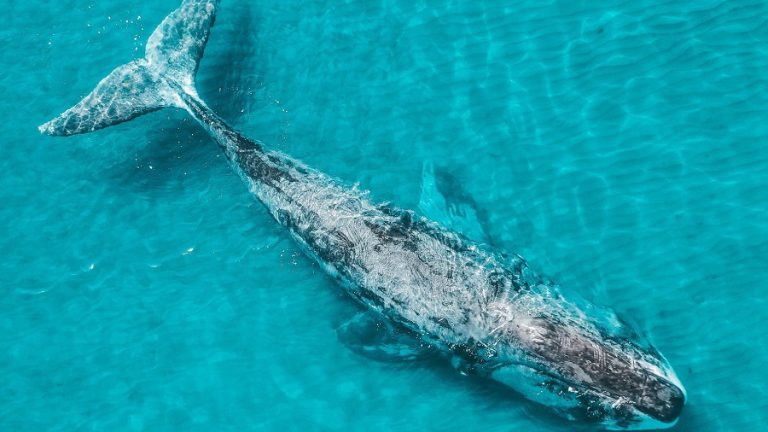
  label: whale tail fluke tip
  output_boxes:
[38,60,172,136]
[39,0,219,136]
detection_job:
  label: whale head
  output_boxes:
[482,299,685,430]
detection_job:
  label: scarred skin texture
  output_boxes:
[181,91,685,430]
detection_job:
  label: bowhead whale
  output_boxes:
[39,1,685,429]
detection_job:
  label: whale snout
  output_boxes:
[490,311,687,429]
[595,358,687,430]
[634,374,686,427]
[658,384,686,424]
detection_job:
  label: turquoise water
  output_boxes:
[2,0,767,430]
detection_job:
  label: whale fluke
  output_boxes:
[38,0,219,136]
[37,60,171,136]
[145,0,218,88]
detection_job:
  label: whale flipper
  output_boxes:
[418,161,492,245]
[336,312,435,362]
[38,0,219,136]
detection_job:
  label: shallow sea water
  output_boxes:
[2,1,768,431]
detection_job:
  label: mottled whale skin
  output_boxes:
[39,1,685,429]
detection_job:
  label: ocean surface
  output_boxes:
[2,1,767,431]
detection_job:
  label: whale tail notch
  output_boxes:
[38,0,219,136]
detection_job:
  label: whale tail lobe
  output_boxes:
[38,0,219,136]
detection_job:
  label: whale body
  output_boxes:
[39,1,685,429]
